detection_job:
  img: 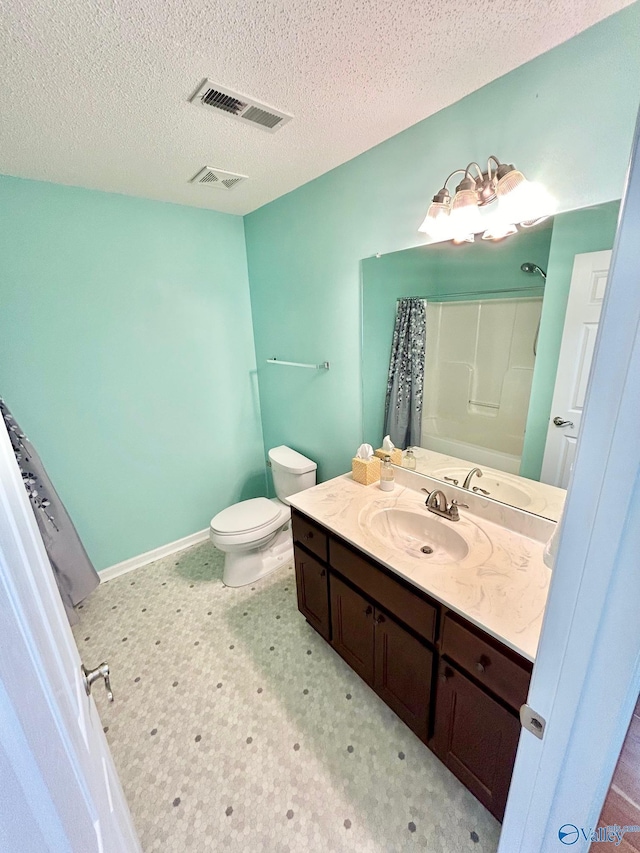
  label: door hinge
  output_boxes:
[520,703,546,739]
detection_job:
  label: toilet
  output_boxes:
[209,445,317,587]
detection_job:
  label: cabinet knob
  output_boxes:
[475,655,490,674]
[363,605,373,616]
[440,666,454,683]
[374,614,385,624]
[320,569,326,577]
[304,531,314,540]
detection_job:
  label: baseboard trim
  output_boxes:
[99,528,210,583]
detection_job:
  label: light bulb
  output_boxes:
[496,169,555,226]
[450,187,483,242]
[481,213,518,241]
[418,186,452,240]
[519,184,556,226]
[418,200,451,239]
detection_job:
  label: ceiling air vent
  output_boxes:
[190,167,247,190]
[189,80,292,133]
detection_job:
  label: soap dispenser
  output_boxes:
[379,455,395,491]
[404,447,416,470]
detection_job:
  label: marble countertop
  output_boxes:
[289,473,554,662]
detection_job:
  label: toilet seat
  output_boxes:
[211,497,280,535]
[210,498,290,547]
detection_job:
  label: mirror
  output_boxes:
[362,200,621,520]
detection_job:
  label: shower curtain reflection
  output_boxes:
[383,297,426,449]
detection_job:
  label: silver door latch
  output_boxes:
[553,416,574,428]
[81,663,114,702]
[520,703,546,739]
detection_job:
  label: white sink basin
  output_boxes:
[372,508,468,562]
[360,503,493,567]
[431,467,532,509]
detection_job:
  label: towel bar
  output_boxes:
[266,358,330,370]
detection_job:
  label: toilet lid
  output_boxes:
[210,498,280,535]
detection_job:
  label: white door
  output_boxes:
[498,110,640,853]
[0,418,140,852]
[540,250,612,487]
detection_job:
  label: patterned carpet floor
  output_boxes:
[73,541,500,853]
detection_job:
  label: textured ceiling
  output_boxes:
[0,0,633,215]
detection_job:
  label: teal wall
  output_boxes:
[244,5,640,485]
[520,200,621,479]
[361,224,553,448]
[0,176,266,570]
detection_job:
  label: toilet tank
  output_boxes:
[268,446,317,504]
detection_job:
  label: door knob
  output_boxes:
[81,663,114,702]
[553,416,574,428]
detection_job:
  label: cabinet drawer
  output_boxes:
[440,614,531,711]
[292,511,328,563]
[330,539,436,644]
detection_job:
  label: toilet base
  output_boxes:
[222,526,293,588]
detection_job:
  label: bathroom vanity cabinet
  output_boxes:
[292,508,531,822]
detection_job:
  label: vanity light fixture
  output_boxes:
[418,156,555,243]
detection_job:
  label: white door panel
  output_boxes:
[540,250,612,487]
[0,417,140,852]
[498,110,640,853]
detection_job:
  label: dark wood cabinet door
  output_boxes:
[431,660,521,821]
[294,548,330,640]
[330,573,375,685]
[373,610,433,743]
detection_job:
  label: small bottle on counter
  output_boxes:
[379,455,395,491]
[403,447,416,470]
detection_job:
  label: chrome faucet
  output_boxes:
[462,467,483,490]
[422,489,468,522]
